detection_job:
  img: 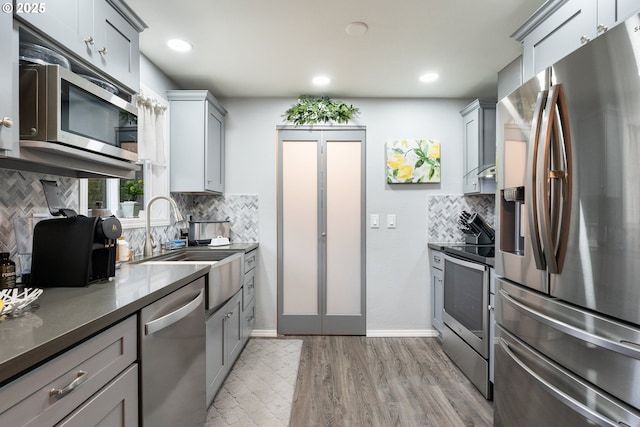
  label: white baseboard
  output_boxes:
[250,329,440,338]
[251,329,278,338]
[366,329,439,338]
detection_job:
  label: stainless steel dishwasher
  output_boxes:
[140,277,206,427]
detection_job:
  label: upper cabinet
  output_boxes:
[461,99,496,195]
[167,91,227,194]
[515,0,640,81]
[15,0,146,93]
[0,10,17,153]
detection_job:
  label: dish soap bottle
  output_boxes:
[117,237,130,262]
[0,252,16,289]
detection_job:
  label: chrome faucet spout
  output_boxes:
[144,196,184,257]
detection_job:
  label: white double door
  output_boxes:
[277,126,365,335]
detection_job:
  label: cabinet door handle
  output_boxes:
[98,47,108,55]
[49,370,88,402]
[579,36,590,44]
[84,36,94,45]
[596,24,608,34]
[0,117,12,128]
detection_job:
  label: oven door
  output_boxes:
[443,254,490,358]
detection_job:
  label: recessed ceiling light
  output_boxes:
[419,73,439,83]
[167,39,192,52]
[312,75,331,86]
[346,22,368,36]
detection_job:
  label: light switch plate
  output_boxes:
[387,214,396,228]
[371,214,380,228]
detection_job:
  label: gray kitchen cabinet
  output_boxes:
[461,99,496,195]
[206,289,242,406]
[242,249,257,345]
[489,267,495,385]
[15,0,145,92]
[515,0,639,81]
[430,249,444,338]
[57,364,138,427]
[0,315,138,426]
[167,90,227,194]
[0,10,17,153]
[497,56,523,101]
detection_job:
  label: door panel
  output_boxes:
[278,127,365,335]
[326,140,361,316]
[549,18,640,326]
[282,139,319,315]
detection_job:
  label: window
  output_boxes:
[80,85,170,229]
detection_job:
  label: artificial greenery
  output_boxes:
[284,95,360,125]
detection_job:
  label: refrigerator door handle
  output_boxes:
[537,84,573,274]
[498,337,621,427]
[499,288,640,359]
[526,89,548,270]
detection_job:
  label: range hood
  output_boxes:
[464,163,496,180]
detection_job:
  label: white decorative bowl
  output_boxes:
[0,288,43,317]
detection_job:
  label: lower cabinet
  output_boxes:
[206,290,242,406]
[57,364,138,427]
[430,249,444,338]
[0,315,138,426]
[241,250,257,345]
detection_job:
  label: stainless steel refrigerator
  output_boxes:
[495,12,640,426]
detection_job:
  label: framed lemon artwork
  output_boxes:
[386,139,441,183]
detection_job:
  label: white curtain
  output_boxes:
[136,89,167,165]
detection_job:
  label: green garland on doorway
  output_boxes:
[283,95,360,125]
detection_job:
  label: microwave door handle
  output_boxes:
[527,90,547,270]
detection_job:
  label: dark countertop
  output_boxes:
[0,242,260,385]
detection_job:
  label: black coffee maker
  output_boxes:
[31,180,122,287]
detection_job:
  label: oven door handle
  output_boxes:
[444,254,488,272]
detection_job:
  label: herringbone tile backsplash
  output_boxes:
[0,168,78,260]
[427,194,495,243]
[1,167,260,263]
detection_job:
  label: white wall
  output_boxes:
[223,97,471,335]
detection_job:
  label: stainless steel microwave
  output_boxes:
[19,64,138,162]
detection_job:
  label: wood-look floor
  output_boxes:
[289,336,493,427]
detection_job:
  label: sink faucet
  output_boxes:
[144,196,184,257]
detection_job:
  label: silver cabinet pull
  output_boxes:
[49,370,88,402]
[580,35,590,44]
[98,47,108,55]
[0,117,12,128]
[84,36,94,45]
[596,24,608,34]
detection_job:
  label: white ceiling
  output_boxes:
[127,0,546,99]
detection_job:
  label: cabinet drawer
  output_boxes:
[243,301,256,341]
[244,250,257,273]
[57,363,138,427]
[243,267,256,310]
[431,250,444,270]
[0,315,137,426]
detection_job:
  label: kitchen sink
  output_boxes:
[140,250,244,312]
[142,250,238,263]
